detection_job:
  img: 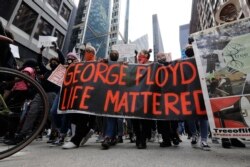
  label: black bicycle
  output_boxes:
[0,22,49,160]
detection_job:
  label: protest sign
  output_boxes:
[112,44,136,58]
[38,36,57,48]
[9,44,20,58]
[48,64,66,87]
[58,59,207,120]
[192,17,250,138]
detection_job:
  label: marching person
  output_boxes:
[132,49,153,149]
[62,45,97,149]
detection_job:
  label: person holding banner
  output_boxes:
[185,39,211,151]
[101,50,125,149]
[156,52,180,147]
[62,45,97,149]
[132,49,153,149]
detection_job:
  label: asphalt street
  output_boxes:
[0,136,250,167]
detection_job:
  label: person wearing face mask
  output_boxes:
[49,52,80,146]
[83,45,96,61]
[132,49,153,149]
[5,43,65,145]
[101,50,125,149]
[156,52,181,147]
[62,45,97,149]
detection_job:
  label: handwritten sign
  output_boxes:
[48,64,66,87]
[112,44,136,58]
[38,36,57,48]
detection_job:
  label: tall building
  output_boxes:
[109,0,121,49]
[70,0,112,58]
[179,24,190,59]
[152,14,164,61]
[190,0,250,33]
[0,0,76,60]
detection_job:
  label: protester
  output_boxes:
[131,49,153,149]
[49,51,80,146]
[101,50,124,149]
[156,52,180,147]
[184,37,211,151]
[62,45,96,149]
[4,43,64,145]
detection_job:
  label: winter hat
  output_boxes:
[67,52,80,61]
[22,67,36,79]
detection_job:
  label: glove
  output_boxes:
[40,45,45,53]
[52,41,57,48]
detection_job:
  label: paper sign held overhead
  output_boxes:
[112,44,136,58]
[9,44,20,58]
[38,36,57,48]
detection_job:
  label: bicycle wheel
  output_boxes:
[0,67,49,160]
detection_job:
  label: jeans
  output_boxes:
[188,119,208,142]
[50,94,69,134]
[117,118,124,137]
[105,117,117,138]
[21,92,56,134]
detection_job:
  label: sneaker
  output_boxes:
[172,138,180,146]
[102,137,111,149]
[47,130,58,143]
[110,138,117,146]
[230,138,246,148]
[79,129,94,146]
[50,137,64,146]
[117,136,123,143]
[137,143,147,149]
[3,134,25,145]
[160,141,172,147]
[200,141,211,151]
[191,136,198,146]
[96,134,104,143]
[62,141,77,149]
[222,138,231,149]
[212,138,220,144]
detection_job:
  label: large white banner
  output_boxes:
[192,18,250,138]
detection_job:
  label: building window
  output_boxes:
[34,17,53,40]
[12,3,38,35]
[47,0,62,12]
[60,3,71,21]
[54,30,64,49]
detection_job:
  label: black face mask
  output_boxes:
[50,63,58,70]
[157,59,166,64]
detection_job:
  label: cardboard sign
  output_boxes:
[38,36,57,48]
[48,64,66,87]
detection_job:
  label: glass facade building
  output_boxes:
[152,14,164,61]
[83,0,111,58]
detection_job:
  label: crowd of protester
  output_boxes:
[0,20,247,153]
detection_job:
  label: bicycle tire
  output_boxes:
[0,67,49,160]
